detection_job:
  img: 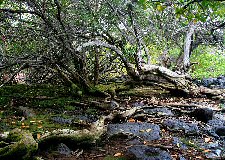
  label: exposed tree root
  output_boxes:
[0,128,38,160]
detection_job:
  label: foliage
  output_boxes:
[191,46,225,78]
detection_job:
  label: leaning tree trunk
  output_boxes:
[76,40,216,97]
[183,22,196,72]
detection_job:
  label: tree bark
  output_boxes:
[183,22,196,71]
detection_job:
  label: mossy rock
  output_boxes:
[0,128,38,160]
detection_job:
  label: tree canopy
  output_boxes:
[0,0,225,92]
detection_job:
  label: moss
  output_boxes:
[0,128,38,160]
[118,87,168,97]
[0,97,10,107]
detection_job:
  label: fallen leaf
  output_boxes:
[114,152,122,157]
[25,125,29,128]
[143,141,147,144]
[128,118,135,122]
[146,129,152,132]
[139,130,145,132]
[196,156,204,159]
[204,137,211,143]
[37,125,42,129]
[176,143,180,148]
[188,141,194,145]
[38,120,42,123]
[203,149,211,153]
[37,133,41,139]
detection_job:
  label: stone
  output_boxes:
[205,149,222,159]
[127,145,173,160]
[131,101,145,107]
[51,117,73,124]
[110,100,119,109]
[163,119,199,135]
[107,122,161,141]
[18,106,35,118]
[207,119,225,128]
[57,143,71,156]
[215,127,225,136]
[143,107,174,116]
[191,108,213,123]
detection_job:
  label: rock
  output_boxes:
[131,101,145,107]
[205,120,225,138]
[51,117,73,124]
[110,100,119,109]
[215,127,225,136]
[163,119,199,135]
[205,149,222,159]
[142,107,174,116]
[57,143,71,156]
[179,155,187,160]
[191,108,213,123]
[197,76,225,89]
[127,145,172,160]
[207,119,225,128]
[202,78,216,87]
[18,106,35,118]
[133,107,174,121]
[214,113,225,121]
[107,122,161,141]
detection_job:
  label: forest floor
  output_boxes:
[0,84,225,159]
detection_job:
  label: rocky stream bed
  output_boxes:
[0,83,225,160]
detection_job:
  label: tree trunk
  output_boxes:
[183,22,196,71]
[94,48,100,85]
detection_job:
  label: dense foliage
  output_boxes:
[0,0,225,90]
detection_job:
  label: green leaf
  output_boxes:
[138,0,147,9]
[0,0,4,5]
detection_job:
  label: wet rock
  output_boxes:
[179,155,186,160]
[142,107,174,116]
[202,78,216,87]
[127,145,172,160]
[131,101,145,107]
[191,108,213,123]
[214,113,225,121]
[207,119,225,128]
[51,117,73,124]
[57,143,71,156]
[163,119,199,135]
[73,115,97,123]
[215,127,225,137]
[206,120,225,138]
[107,122,160,141]
[205,149,222,159]
[197,76,225,89]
